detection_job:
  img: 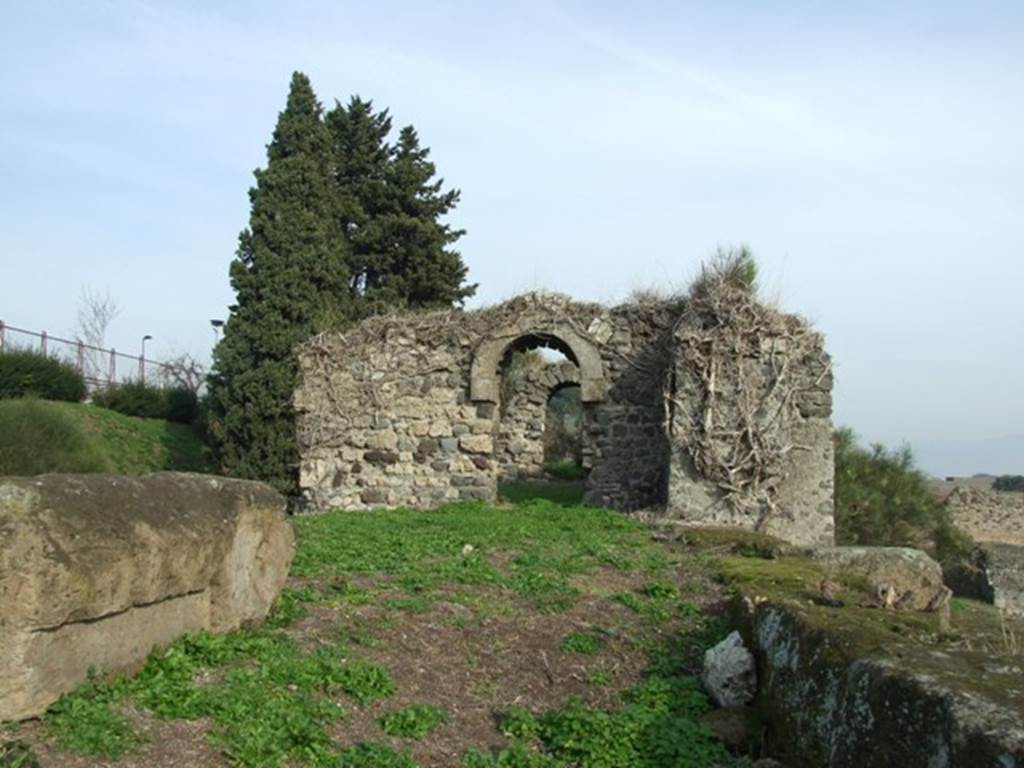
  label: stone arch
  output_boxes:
[470,324,606,404]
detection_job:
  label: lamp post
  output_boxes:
[140,334,152,384]
[210,319,224,342]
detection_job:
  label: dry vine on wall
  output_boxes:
[671,274,829,528]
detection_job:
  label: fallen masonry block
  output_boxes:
[0,472,294,721]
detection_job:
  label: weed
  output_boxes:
[587,668,611,687]
[336,742,418,768]
[43,671,141,759]
[336,660,396,705]
[561,631,606,655]
[0,742,39,768]
[379,704,447,739]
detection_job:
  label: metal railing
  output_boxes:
[0,320,174,390]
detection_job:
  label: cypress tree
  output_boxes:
[327,100,476,315]
[208,72,350,494]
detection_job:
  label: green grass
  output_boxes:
[36,500,740,767]
[0,398,212,476]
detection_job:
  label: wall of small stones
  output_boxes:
[495,361,580,480]
[295,290,835,545]
[945,486,1024,545]
[295,292,676,512]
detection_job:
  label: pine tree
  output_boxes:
[325,96,394,312]
[376,125,476,309]
[327,100,476,315]
[207,72,350,494]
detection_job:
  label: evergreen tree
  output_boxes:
[327,100,475,315]
[207,72,350,494]
[377,125,476,309]
[325,97,394,311]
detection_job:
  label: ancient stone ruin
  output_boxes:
[295,287,835,546]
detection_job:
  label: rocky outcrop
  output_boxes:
[719,550,1024,767]
[0,472,294,721]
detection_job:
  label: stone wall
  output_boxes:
[296,292,676,512]
[945,486,1024,545]
[0,473,294,721]
[295,290,834,545]
[495,361,580,480]
[667,315,835,547]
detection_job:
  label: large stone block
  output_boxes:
[0,472,293,721]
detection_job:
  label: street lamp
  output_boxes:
[210,319,224,342]
[140,334,153,384]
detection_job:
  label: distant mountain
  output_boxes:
[914,434,1024,479]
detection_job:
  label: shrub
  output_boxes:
[164,386,200,424]
[92,381,166,419]
[92,382,203,424]
[993,475,1024,492]
[0,349,86,402]
[834,427,972,564]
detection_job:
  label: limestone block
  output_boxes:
[702,631,756,708]
[0,473,293,721]
[459,434,494,454]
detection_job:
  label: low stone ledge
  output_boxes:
[0,472,294,721]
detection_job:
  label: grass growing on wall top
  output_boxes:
[0,398,212,476]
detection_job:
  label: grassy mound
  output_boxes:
[0,398,212,476]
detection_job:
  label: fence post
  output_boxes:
[41,331,48,357]
[109,348,116,386]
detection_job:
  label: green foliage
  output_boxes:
[690,245,758,297]
[0,742,39,768]
[0,349,86,402]
[91,380,167,419]
[336,743,418,768]
[334,660,396,704]
[544,386,582,466]
[43,671,141,759]
[560,630,606,655]
[378,704,447,739]
[164,386,201,423]
[208,72,351,495]
[834,428,972,563]
[513,676,727,768]
[327,98,475,317]
[0,399,211,476]
[994,475,1024,492]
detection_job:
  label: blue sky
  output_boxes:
[1,1,1021,475]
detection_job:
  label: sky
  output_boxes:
[1,0,1021,476]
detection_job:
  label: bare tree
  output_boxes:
[75,288,120,381]
[159,352,207,394]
